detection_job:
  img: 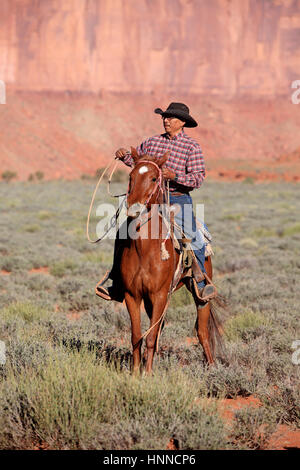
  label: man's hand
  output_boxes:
[162,168,176,180]
[115,148,129,160]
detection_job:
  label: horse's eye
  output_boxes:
[152,177,157,182]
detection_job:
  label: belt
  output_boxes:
[170,191,190,197]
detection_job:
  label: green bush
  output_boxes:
[28,171,45,182]
[49,259,78,278]
[2,170,17,182]
[0,349,227,450]
[230,408,277,449]
[225,310,269,342]
[1,301,49,323]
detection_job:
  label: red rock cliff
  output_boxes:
[1,0,300,96]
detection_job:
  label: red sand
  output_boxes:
[219,395,300,450]
[0,270,11,276]
[28,267,49,274]
[1,92,300,183]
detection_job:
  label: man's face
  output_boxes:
[162,116,185,134]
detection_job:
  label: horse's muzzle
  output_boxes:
[127,202,144,218]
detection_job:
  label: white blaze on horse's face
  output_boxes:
[138,166,148,175]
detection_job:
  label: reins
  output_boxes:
[86,158,163,244]
[134,160,164,209]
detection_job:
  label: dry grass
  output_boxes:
[0,179,299,449]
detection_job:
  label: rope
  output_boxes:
[86,158,124,243]
[107,160,127,198]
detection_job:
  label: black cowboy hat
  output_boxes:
[154,102,198,128]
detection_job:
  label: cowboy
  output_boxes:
[97,102,216,301]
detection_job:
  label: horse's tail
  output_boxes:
[208,294,227,361]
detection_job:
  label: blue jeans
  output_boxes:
[169,194,206,289]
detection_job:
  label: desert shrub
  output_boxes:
[49,259,78,278]
[28,171,44,182]
[251,227,276,238]
[243,177,255,184]
[230,408,277,449]
[94,167,109,181]
[1,171,17,182]
[26,273,54,292]
[80,173,94,181]
[224,310,269,342]
[281,223,300,237]
[0,301,49,324]
[6,339,51,372]
[23,224,40,233]
[61,291,94,312]
[222,213,244,221]
[38,211,53,220]
[35,171,44,181]
[260,384,300,427]
[0,350,227,450]
[265,355,292,382]
[110,169,128,183]
[94,167,128,184]
[0,255,31,272]
[170,286,193,308]
[239,238,258,248]
[204,363,255,398]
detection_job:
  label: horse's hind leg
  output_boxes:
[195,301,215,365]
[125,293,142,374]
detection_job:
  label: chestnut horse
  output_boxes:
[120,148,222,374]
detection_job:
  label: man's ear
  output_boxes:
[131,146,140,163]
[157,151,170,167]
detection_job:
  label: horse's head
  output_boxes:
[127,147,169,218]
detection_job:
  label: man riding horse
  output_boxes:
[97,102,217,302]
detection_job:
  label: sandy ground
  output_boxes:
[1,91,300,182]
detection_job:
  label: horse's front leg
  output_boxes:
[144,293,168,375]
[124,293,142,375]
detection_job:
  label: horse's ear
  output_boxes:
[131,146,140,163]
[157,151,170,167]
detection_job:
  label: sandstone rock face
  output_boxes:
[0,0,299,96]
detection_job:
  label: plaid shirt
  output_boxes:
[123,129,205,192]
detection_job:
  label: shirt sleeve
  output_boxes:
[175,144,206,188]
[122,140,148,168]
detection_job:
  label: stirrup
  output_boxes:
[95,270,112,300]
[192,273,218,302]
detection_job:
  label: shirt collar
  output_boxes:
[163,129,185,141]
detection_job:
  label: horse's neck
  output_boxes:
[130,203,166,251]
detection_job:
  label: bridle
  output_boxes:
[127,160,165,211]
